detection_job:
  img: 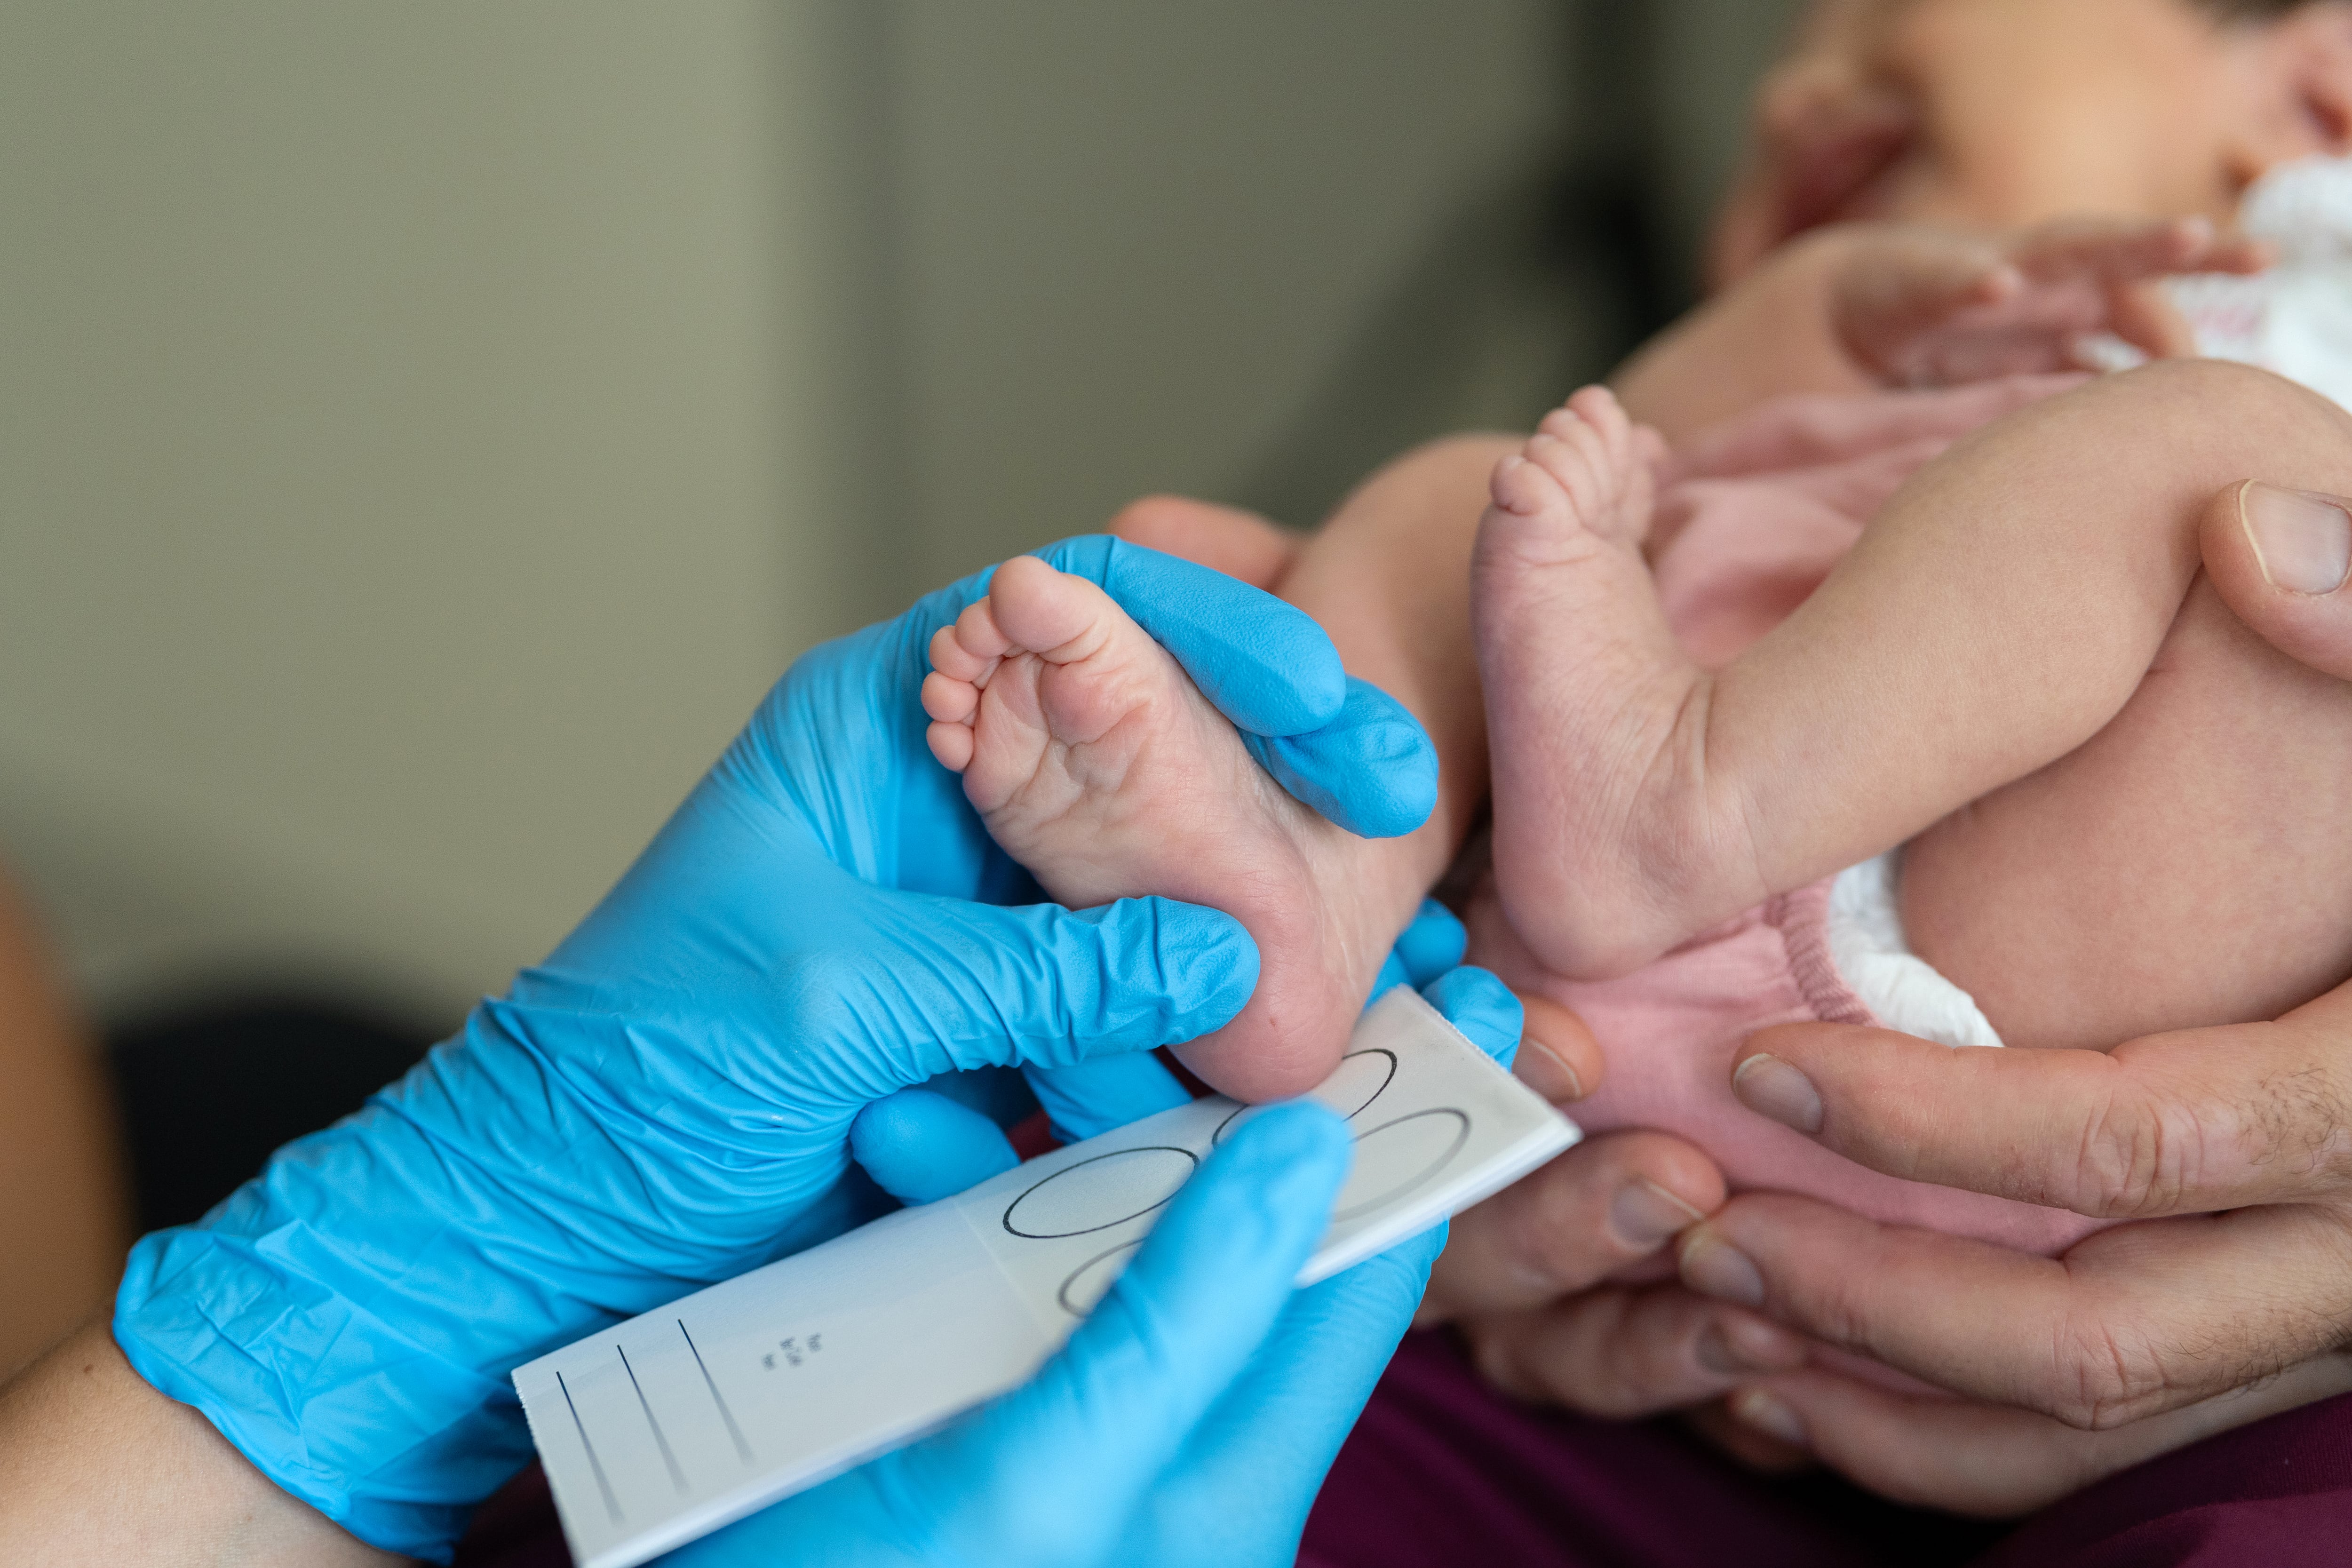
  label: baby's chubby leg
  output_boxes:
[1478,361,2352,995]
[1904,487,2352,1051]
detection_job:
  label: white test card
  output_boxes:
[514,986,1580,1568]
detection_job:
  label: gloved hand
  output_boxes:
[111,537,1438,1562]
[853,897,1475,1198]
[669,966,1525,1568]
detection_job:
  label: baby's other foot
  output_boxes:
[922,554,1383,1102]
[1473,388,1757,979]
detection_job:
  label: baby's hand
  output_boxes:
[1830,217,2268,388]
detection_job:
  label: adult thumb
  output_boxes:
[2202,481,2352,678]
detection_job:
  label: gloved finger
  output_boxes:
[1392,899,1468,987]
[1040,535,1346,736]
[1115,1223,1449,1568]
[1419,966,1522,1069]
[1024,1051,1192,1143]
[883,1103,1355,1567]
[1243,677,1438,839]
[858,892,1261,1084]
[850,1090,1019,1205]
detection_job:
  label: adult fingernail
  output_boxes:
[2241,482,2352,595]
[1696,1324,1754,1375]
[1731,1388,1810,1450]
[1732,1054,1824,1135]
[1680,1230,1766,1307]
[1515,1032,1584,1102]
[1610,1178,1706,1250]
[1698,1315,1804,1376]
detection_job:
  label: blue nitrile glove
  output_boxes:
[853,898,1477,1198]
[111,537,1438,1562]
[670,966,1524,1568]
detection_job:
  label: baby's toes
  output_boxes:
[1526,425,1613,523]
[929,620,1001,687]
[943,597,1016,672]
[926,714,977,772]
[1565,385,1629,447]
[986,555,1117,666]
[1488,450,1571,523]
[1566,389,1638,483]
[921,667,981,726]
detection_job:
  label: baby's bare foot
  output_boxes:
[922,554,1384,1102]
[1473,388,1764,979]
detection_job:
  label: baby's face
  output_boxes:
[1711,0,2273,285]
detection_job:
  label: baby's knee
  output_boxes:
[2105,358,2352,460]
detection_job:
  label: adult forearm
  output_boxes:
[0,875,128,1379]
[0,1320,399,1567]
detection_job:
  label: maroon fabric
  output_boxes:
[453,1464,571,1568]
[1301,1332,2352,1568]
[1980,1381,2352,1567]
[1300,1332,2000,1568]
[453,1331,2352,1568]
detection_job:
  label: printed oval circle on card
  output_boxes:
[1213,1048,1400,1145]
[1003,1146,1200,1239]
[1331,1108,1471,1223]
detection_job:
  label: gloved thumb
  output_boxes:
[887,1104,1351,1568]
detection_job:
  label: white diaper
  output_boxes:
[1823,851,2003,1049]
[2171,154,2352,410]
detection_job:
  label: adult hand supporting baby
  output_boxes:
[1661,474,2352,1515]
[1414,990,1808,1425]
[75,535,1436,1565]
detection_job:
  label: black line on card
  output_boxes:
[678,1320,754,1465]
[556,1370,623,1525]
[617,1345,688,1495]
[1215,1048,1398,1145]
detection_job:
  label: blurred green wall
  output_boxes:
[0,0,1793,1024]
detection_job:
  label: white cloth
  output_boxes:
[2172,154,2352,409]
[1824,851,2004,1049]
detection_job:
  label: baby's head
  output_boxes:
[1711,0,2352,286]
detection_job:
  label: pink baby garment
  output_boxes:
[1466,372,2113,1258]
